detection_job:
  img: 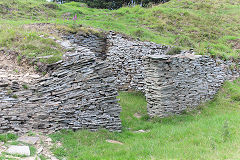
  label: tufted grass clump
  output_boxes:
[12,94,18,99]
[167,47,182,55]
[0,133,18,143]
[22,84,29,89]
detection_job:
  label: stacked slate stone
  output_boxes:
[0,80,33,133]
[143,54,240,118]
[106,32,170,92]
[0,47,122,134]
[60,31,172,92]
[63,33,107,59]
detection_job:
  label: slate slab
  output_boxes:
[17,136,39,145]
[106,139,123,145]
[6,145,30,156]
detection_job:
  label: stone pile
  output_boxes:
[0,134,59,159]
[0,47,121,134]
[144,54,240,118]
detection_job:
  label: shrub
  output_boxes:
[62,0,170,9]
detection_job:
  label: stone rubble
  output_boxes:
[133,113,142,119]
[106,139,123,145]
[62,32,107,59]
[6,145,31,156]
[0,134,60,160]
[133,130,150,133]
[17,136,40,145]
[0,51,41,85]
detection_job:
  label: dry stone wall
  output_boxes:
[2,29,239,134]
[61,31,173,92]
[106,32,171,91]
[63,33,107,58]
[144,54,240,118]
[0,47,121,134]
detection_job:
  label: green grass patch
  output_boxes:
[0,133,18,143]
[55,0,240,58]
[0,0,239,59]
[0,24,64,64]
[51,79,240,159]
[0,0,57,21]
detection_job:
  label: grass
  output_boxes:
[50,79,240,160]
[39,154,47,160]
[0,0,57,21]
[0,0,239,60]
[0,24,64,64]
[58,0,240,59]
[0,133,18,143]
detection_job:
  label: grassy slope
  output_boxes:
[1,0,240,60]
[50,79,240,160]
[0,0,63,65]
[57,0,240,59]
[0,25,64,64]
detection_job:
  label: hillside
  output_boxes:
[0,0,240,60]
[1,1,240,160]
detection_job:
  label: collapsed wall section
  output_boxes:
[144,54,239,118]
[63,33,107,58]
[0,47,121,134]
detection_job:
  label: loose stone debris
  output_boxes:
[106,139,124,145]
[0,134,60,160]
[133,130,150,133]
[17,136,40,145]
[6,146,31,156]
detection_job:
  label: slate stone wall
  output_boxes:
[106,32,170,91]
[62,31,172,92]
[144,54,240,118]
[0,47,121,134]
[63,33,107,58]
[2,31,239,134]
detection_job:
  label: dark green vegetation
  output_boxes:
[50,79,240,159]
[0,0,239,61]
[78,0,169,9]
